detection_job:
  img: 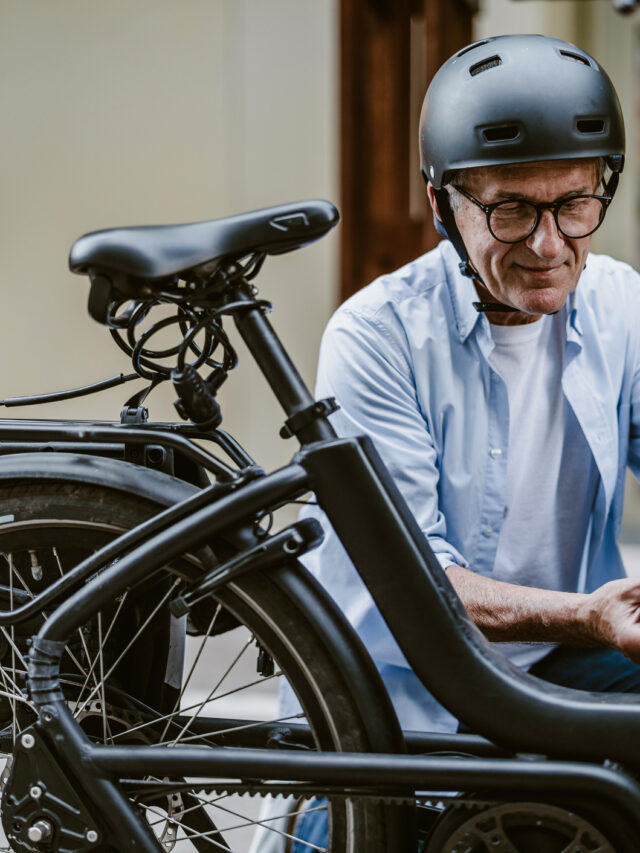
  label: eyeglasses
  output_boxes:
[452,186,612,243]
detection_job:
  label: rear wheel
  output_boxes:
[0,480,404,852]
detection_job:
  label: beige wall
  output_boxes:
[0,1,338,472]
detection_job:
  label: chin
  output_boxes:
[518,290,569,315]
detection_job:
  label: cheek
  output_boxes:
[484,244,511,274]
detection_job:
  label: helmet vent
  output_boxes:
[576,118,606,134]
[559,49,591,67]
[482,125,520,143]
[457,39,491,58]
[469,55,502,76]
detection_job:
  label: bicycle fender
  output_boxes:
[0,451,197,507]
[0,453,404,743]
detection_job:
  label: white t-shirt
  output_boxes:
[488,313,599,669]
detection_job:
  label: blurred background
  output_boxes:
[1,0,640,545]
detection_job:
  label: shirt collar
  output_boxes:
[566,288,582,339]
[440,242,483,343]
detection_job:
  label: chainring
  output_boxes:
[423,798,616,853]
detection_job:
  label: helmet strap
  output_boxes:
[604,170,619,198]
[472,300,522,313]
[432,187,476,277]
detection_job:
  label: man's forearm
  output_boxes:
[445,564,598,645]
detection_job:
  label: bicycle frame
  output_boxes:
[9,274,640,848]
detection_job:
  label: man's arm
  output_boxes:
[447,564,640,663]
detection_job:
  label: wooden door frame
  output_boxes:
[340,0,476,301]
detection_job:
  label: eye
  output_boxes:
[493,200,531,217]
[561,197,589,212]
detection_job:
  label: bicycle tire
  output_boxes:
[0,479,404,853]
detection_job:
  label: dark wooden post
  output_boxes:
[340,0,475,301]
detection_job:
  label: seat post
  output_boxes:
[229,282,336,444]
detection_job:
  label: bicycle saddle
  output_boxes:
[69,200,339,281]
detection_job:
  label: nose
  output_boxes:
[525,209,565,258]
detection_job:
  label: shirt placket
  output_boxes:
[474,325,509,574]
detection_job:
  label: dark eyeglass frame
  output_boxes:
[451,185,612,243]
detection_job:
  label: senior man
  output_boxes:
[269,33,640,853]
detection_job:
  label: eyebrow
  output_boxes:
[492,185,596,202]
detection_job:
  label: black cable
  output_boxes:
[0,373,140,408]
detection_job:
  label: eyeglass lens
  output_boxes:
[489,197,605,242]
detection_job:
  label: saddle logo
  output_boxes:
[269,212,310,232]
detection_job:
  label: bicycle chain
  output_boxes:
[128,778,497,810]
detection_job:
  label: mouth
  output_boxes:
[514,263,564,280]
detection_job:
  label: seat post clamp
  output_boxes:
[280,397,339,439]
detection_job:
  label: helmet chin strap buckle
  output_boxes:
[473,301,521,314]
[458,262,519,312]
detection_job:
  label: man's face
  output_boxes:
[437,160,600,317]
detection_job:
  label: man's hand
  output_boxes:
[446,565,640,663]
[579,578,640,663]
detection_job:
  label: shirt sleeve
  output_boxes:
[627,278,640,480]
[316,307,467,570]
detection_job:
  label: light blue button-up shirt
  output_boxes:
[301,240,640,733]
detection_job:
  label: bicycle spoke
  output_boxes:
[74,591,129,707]
[8,555,17,747]
[170,637,254,746]
[144,789,329,853]
[176,711,305,745]
[0,627,29,676]
[2,555,35,599]
[52,544,112,733]
[0,664,29,706]
[75,579,181,717]
[97,612,112,744]
[143,803,232,851]
[159,606,222,743]
[162,790,328,852]
[108,665,283,750]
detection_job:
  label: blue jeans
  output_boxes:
[291,647,640,850]
[528,644,640,691]
[290,798,328,853]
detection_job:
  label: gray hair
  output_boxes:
[445,156,608,212]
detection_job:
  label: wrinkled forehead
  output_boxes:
[460,158,601,199]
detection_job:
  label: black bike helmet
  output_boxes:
[419,34,625,285]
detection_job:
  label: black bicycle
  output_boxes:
[0,200,639,853]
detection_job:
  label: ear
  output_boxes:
[427,183,443,222]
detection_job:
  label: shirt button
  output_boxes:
[491,372,500,382]
[482,526,494,537]
[489,448,502,459]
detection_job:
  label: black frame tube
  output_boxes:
[165,715,507,756]
[35,463,309,644]
[89,745,640,815]
[230,284,336,443]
